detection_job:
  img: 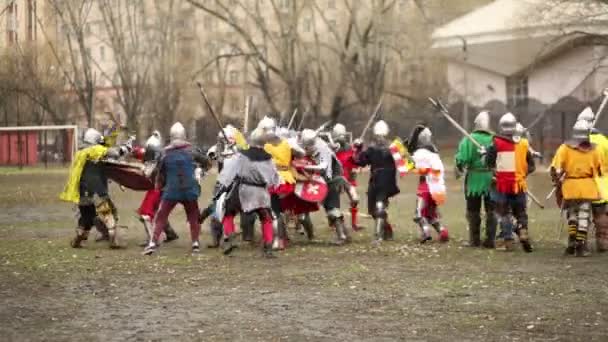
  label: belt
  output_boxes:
[240,180,267,187]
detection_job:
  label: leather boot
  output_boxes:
[207,220,223,248]
[262,243,276,258]
[94,218,110,242]
[466,211,481,247]
[70,228,89,248]
[222,234,238,255]
[518,228,533,253]
[164,223,179,242]
[383,222,394,241]
[575,240,591,257]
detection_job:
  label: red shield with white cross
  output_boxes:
[294,175,328,203]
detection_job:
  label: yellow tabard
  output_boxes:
[264,139,296,184]
[551,144,602,201]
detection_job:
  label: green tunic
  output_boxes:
[455,131,494,197]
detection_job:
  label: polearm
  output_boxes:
[196,81,229,142]
[592,88,608,128]
[358,96,384,140]
[243,96,252,134]
[297,109,309,130]
[428,97,483,150]
[429,97,545,209]
[286,108,298,129]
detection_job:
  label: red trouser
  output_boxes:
[222,208,274,244]
[153,200,200,242]
[138,189,162,218]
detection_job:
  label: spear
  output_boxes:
[196,82,229,142]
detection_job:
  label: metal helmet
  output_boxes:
[300,129,317,149]
[169,122,186,142]
[145,131,162,149]
[418,127,432,146]
[219,125,236,143]
[498,112,517,136]
[83,128,103,146]
[332,123,347,141]
[373,120,389,137]
[249,128,266,147]
[572,119,590,141]
[473,111,491,131]
[577,106,595,125]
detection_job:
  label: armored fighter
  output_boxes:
[455,111,497,248]
[550,119,603,256]
[353,120,400,244]
[216,128,280,258]
[60,128,134,249]
[486,113,535,252]
[407,124,449,243]
[134,131,179,246]
[300,128,352,245]
[332,123,362,231]
[143,122,210,255]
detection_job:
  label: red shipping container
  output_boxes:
[0,131,38,166]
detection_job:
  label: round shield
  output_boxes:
[294,175,328,203]
[215,192,227,222]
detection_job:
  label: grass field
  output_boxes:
[1,167,607,341]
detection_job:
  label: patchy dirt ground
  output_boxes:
[1,170,607,341]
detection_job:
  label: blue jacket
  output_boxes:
[158,143,201,202]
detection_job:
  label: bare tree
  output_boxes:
[45,0,97,126]
[97,0,151,134]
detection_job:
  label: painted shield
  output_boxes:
[102,160,154,191]
[215,192,228,222]
[294,175,328,203]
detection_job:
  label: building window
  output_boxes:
[507,76,529,108]
[231,97,240,112]
[99,46,105,60]
[229,70,240,85]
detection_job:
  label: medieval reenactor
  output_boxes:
[300,128,352,245]
[332,123,362,231]
[577,106,608,252]
[199,125,246,247]
[133,131,179,246]
[143,122,210,255]
[216,128,280,258]
[455,111,497,248]
[486,113,535,252]
[353,120,400,244]
[550,119,603,256]
[60,128,134,249]
[407,124,449,244]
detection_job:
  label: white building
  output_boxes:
[433,0,608,127]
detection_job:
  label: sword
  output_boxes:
[526,189,545,209]
[196,82,229,142]
[297,110,309,130]
[592,88,608,128]
[287,108,298,129]
[358,96,384,140]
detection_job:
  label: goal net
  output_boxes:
[0,125,78,168]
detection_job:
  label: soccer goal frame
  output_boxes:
[0,125,79,167]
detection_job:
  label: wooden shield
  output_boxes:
[101,160,154,191]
